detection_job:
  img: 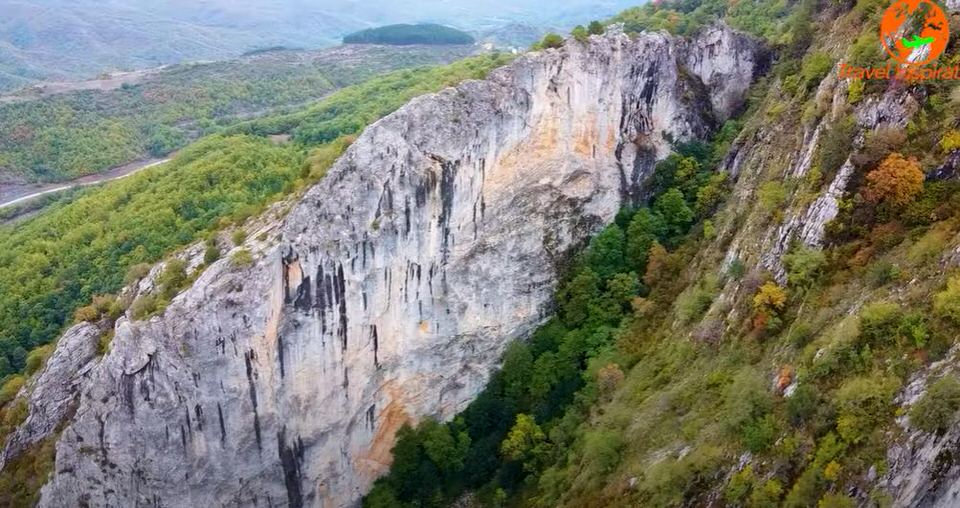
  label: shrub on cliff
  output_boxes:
[535,33,565,50]
[862,153,924,208]
[910,375,960,433]
[934,275,960,324]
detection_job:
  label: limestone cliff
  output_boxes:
[3,26,763,508]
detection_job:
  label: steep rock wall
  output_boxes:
[17,27,762,508]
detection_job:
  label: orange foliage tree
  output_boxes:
[861,153,924,207]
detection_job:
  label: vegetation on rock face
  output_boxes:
[365,118,739,507]
[861,153,924,208]
[0,54,512,380]
[366,0,960,505]
[343,24,475,46]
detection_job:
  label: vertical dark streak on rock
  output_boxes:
[277,426,304,508]
[217,403,226,446]
[336,263,348,350]
[184,407,193,441]
[294,275,311,311]
[366,404,376,431]
[194,404,204,432]
[371,325,379,369]
[277,334,285,379]
[244,350,263,451]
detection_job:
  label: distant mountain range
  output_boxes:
[0,0,638,91]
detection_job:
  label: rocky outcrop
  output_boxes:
[11,26,763,508]
[880,346,960,507]
[759,84,919,282]
[0,323,99,469]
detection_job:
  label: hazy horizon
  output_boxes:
[0,0,640,91]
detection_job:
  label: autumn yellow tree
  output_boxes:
[752,281,788,333]
[862,153,924,207]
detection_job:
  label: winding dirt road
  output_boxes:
[0,157,170,210]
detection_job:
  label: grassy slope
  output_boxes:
[517,3,960,508]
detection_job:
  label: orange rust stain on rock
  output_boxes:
[574,119,598,157]
[356,384,411,482]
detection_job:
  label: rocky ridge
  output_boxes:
[1,25,764,507]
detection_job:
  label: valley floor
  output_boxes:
[0,157,168,210]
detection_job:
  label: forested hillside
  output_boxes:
[0,0,638,92]
[344,24,476,45]
[0,53,511,384]
[0,44,475,184]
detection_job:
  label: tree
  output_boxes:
[834,375,899,443]
[757,181,786,215]
[695,172,728,217]
[654,188,694,237]
[559,269,600,327]
[934,275,960,324]
[862,153,924,207]
[910,375,960,433]
[642,242,670,288]
[783,245,826,288]
[626,208,667,270]
[500,414,547,468]
[537,33,565,50]
[753,282,787,313]
[587,225,625,279]
[501,342,534,401]
[203,240,220,264]
[588,21,606,35]
[597,363,625,396]
[157,259,188,299]
[571,25,589,43]
[420,419,470,476]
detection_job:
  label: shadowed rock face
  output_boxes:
[17,26,762,508]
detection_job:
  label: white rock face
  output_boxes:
[18,27,762,508]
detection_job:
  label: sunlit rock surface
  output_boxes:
[14,26,762,508]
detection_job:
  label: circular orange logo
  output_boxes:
[879,0,949,65]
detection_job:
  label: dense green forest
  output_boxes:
[343,24,476,46]
[0,53,512,381]
[0,45,474,183]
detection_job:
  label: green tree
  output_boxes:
[835,375,899,443]
[934,275,960,324]
[588,21,606,35]
[537,33,565,49]
[910,375,960,434]
[157,259,188,299]
[420,419,471,476]
[571,25,589,43]
[587,225,626,279]
[500,414,546,462]
[783,245,826,288]
[654,188,694,238]
[558,269,600,327]
[626,208,667,271]
[501,342,534,401]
